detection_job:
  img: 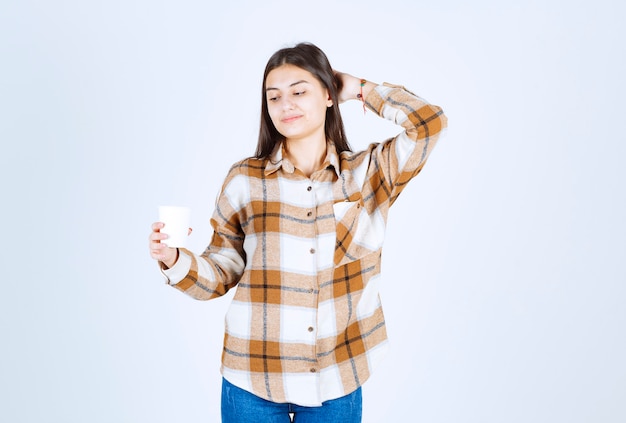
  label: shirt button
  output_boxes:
[308,326,314,332]
[310,368,317,373]
[310,248,316,254]
[307,211,312,217]
[307,186,312,191]
[308,288,314,294]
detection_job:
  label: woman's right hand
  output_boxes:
[149,222,179,269]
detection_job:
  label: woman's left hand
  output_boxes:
[334,70,375,104]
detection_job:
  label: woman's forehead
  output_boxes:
[265,64,318,89]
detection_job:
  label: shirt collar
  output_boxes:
[264,141,341,178]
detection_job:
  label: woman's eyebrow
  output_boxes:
[266,80,308,91]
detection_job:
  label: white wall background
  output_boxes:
[1,0,625,422]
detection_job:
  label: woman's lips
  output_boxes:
[281,114,302,123]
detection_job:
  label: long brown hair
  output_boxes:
[254,42,351,159]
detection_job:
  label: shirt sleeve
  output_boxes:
[361,82,447,206]
[161,167,247,300]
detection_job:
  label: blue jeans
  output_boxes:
[221,378,362,423]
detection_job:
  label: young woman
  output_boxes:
[149,42,447,423]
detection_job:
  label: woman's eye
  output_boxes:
[294,91,305,96]
[268,96,279,102]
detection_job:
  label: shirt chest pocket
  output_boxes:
[332,199,382,266]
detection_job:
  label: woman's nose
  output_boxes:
[280,97,295,110]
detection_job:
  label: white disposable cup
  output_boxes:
[158,206,191,248]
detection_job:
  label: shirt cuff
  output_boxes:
[159,249,192,286]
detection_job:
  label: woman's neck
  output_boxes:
[284,136,327,178]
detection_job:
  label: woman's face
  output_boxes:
[265,64,333,143]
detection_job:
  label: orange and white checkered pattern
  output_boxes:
[162,83,447,406]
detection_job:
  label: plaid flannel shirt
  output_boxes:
[162,83,447,406]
